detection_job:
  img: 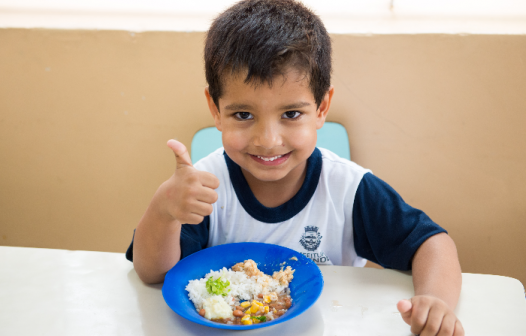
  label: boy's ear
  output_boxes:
[316,86,334,129]
[205,87,222,131]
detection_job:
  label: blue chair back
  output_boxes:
[191,121,350,163]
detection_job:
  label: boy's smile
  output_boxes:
[206,68,333,202]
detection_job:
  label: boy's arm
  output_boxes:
[351,173,463,334]
[133,140,219,284]
[132,189,184,284]
[412,232,462,309]
[397,232,464,335]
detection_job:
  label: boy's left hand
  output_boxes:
[397,296,464,336]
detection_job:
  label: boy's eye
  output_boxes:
[282,111,301,119]
[234,112,253,120]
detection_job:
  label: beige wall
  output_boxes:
[1,29,525,285]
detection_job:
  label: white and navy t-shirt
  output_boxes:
[126,147,446,271]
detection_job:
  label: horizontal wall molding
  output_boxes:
[1,0,526,34]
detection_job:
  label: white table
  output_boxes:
[1,246,525,335]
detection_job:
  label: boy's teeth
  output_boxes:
[257,155,283,162]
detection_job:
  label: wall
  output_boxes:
[1,29,525,285]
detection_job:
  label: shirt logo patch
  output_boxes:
[299,226,322,252]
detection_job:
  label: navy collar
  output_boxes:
[223,148,322,223]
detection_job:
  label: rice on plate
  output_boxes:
[186,259,295,325]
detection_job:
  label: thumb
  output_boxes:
[167,139,193,169]
[397,299,413,326]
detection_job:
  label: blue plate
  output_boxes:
[162,242,324,330]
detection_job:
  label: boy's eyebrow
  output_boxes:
[224,102,311,111]
[280,102,311,109]
[224,103,253,111]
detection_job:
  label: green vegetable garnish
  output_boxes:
[206,276,231,296]
[252,316,267,322]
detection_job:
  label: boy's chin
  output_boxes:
[242,168,289,183]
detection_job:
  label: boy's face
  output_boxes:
[205,68,333,185]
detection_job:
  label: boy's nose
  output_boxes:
[253,122,283,149]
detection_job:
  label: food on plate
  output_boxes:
[201,296,234,320]
[186,259,295,325]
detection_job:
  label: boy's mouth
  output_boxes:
[249,152,291,165]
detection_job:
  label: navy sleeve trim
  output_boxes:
[352,173,447,270]
[124,216,210,262]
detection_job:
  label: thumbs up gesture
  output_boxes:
[161,139,220,225]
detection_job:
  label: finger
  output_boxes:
[167,139,193,169]
[198,171,221,189]
[174,202,211,225]
[420,306,444,336]
[196,188,218,205]
[190,202,214,220]
[181,213,205,225]
[437,313,457,336]
[453,320,465,336]
[397,299,412,326]
[410,299,431,336]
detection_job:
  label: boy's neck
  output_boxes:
[241,162,307,208]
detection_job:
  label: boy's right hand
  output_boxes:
[161,139,220,225]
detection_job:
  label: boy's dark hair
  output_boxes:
[205,0,332,108]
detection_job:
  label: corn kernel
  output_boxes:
[240,301,250,308]
[241,314,251,321]
[241,318,253,325]
[264,306,269,313]
[252,318,260,324]
[250,303,259,313]
[252,300,263,307]
[263,296,271,303]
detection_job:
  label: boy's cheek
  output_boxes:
[287,128,317,149]
[221,130,249,152]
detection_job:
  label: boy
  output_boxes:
[127,0,464,335]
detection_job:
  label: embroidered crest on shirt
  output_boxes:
[299,226,322,251]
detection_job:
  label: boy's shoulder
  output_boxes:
[317,147,371,178]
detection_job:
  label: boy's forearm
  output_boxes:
[411,232,462,309]
[133,192,182,284]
